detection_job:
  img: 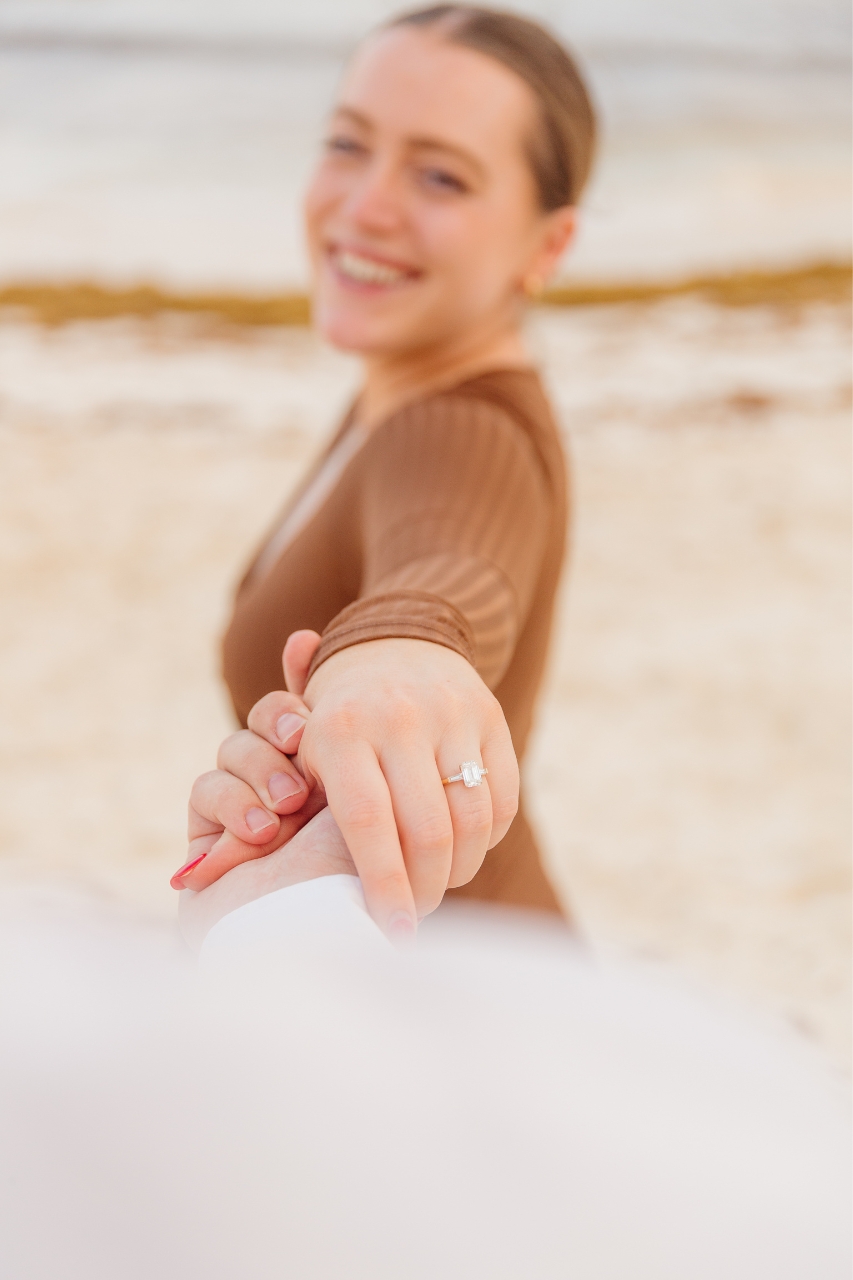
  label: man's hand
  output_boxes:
[178,807,356,950]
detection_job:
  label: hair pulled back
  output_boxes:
[387,5,597,210]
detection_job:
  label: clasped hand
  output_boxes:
[175,631,519,939]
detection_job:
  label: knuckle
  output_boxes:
[406,811,453,858]
[215,730,248,768]
[189,770,220,804]
[248,691,307,735]
[386,695,421,735]
[247,691,283,728]
[365,864,410,899]
[338,796,386,832]
[440,690,470,733]
[453,797,492,840]
[490,793,519,830]
[321,701,361,739]
[482,702,511,739]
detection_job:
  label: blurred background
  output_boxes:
[0,1,850,1062]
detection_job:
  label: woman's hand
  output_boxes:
[174,700,325,892]
[173,631,328,892]
[174,629,519,938]
[297,634,519,938]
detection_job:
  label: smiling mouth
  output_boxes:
[331,247,418,287]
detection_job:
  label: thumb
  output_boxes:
[283,629,322,696]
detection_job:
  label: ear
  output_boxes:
[527,206,577,291]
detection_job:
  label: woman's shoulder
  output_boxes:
[389,366,552,424]
[374,366,565,488]
[440,365,555,422]
[381,366,558,443]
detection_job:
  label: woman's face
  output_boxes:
[304,27,556,356]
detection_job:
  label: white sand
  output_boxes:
[0,299,849,1063]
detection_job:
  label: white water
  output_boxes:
[0,0,850,288]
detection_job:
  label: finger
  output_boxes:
[173,804,317,892]
[316,739,417,943]
[187,796,225,842]
[283,630,322,697]
[378,741,453,919]
[176,788,328,891]
[480,721,520,850]
[247,690,311,755]
[188,769,279,847]
[440,753,494,891]
[216,730,309,814]
[178,806,354,947]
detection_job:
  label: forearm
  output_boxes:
[308,397,551,690]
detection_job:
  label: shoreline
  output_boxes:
[1,261,849,329]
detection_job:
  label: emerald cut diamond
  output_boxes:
[460,761,486,787]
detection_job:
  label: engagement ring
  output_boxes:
[441,762,488,788]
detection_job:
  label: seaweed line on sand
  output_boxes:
[1,261,849,329]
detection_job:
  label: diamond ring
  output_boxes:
[441,761,489,788]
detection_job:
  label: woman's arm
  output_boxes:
[177,396,552,938]
[310,393,551,690]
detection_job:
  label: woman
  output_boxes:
[170,5,596,939]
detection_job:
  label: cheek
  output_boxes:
[303,167,341,255]
[419,201,528,299]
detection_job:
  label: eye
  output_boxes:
[420,167,468,195]
[324,134,367,158]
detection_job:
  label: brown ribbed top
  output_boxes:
[222,368,569,913]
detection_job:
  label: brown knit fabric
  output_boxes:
[222,368,569,915]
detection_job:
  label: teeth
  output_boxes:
[336,250,406,285]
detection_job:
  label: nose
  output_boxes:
[342,156,406,235]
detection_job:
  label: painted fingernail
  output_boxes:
[268,771,304,803]
[387,912,417,948]
[245,806,277,834]
[275,713,306,748]
[170,852,207,889]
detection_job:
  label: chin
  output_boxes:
[315,314,383,355]
[313,297,410,356]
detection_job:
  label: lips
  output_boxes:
[330,246,419,288]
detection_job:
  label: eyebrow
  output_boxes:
[330,105,487,180]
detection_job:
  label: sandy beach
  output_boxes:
[1,295,849,1063]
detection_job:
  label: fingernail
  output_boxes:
[170,852,207,889]
[246,806,277,834]
[387,912,417,948]
[268,771,305,803]
[275,713,306,748]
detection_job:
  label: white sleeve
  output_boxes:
[198,874,389,970]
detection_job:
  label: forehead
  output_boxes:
[336,27,537,159]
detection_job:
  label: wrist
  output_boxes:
[304,636,474,708]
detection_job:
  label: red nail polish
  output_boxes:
[170,852,207,889]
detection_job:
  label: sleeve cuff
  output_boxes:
[307,591,476,681]
[199,874,388,972]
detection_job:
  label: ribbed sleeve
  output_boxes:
[308,393,551,689]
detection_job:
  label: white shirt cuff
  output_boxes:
[199,874,388,970]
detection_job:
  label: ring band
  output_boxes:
[441,761,488,789]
